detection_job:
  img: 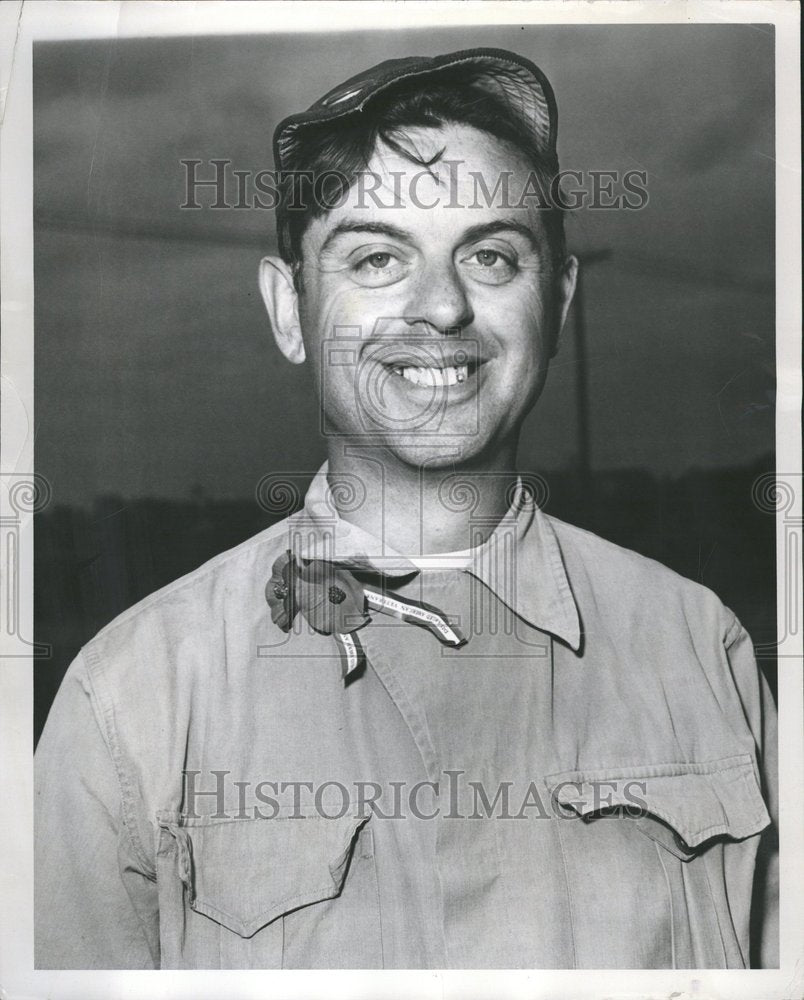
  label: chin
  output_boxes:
[380,432,498,471]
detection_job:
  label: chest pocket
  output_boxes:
[155,810,381,969]
[544,753,771,968]
[547,752,770,852]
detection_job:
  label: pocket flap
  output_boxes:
[545,753,770,854]
[157,811,370,938]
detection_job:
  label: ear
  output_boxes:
[550,254,579,358]
[258,255,305,364]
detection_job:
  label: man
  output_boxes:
[36,48,777,970]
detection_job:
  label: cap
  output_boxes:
[273,46,558,172]
[272,48,558,261]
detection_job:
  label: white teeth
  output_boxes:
[394,365,470,387]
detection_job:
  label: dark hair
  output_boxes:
[276,75,567,284]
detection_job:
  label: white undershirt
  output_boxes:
[404,480,527,571]
[406,548,476,571]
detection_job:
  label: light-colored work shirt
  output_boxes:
[35,466,778,969]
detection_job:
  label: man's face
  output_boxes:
[295,123,576,467]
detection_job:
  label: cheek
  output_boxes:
[298,287,379,419]
[482,287,553,365]
[302,281,384,346]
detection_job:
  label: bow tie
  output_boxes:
[265,550,466,680]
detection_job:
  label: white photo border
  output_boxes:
[1,2,800,998]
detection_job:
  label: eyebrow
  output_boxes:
[319,222,415,257]
[458,219,541,251]
[318,216,542,257]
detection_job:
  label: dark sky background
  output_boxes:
[34,24,775,505]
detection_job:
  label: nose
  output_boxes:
[405,259,474,335]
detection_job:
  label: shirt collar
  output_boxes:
[292,463,581,651]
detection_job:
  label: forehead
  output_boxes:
[366,122,531,191]
[303,122,547,251]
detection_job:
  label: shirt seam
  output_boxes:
[544,752,755,782]
[552,816,578,968]
[655,840,677,969]
[723,614,743,649]
[80,644,156,878]
[366,648,447,964]
[701,851,732,967]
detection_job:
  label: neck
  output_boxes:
[326,441,519,555]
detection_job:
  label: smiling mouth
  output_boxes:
[387,362,478,387]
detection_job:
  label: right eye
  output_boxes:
[359,252,393,270]
[350,248,406,287]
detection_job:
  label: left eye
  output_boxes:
[474,249,505,267]
[463,246,518,284]
[364,252,392,269]
[356,252,394,271]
